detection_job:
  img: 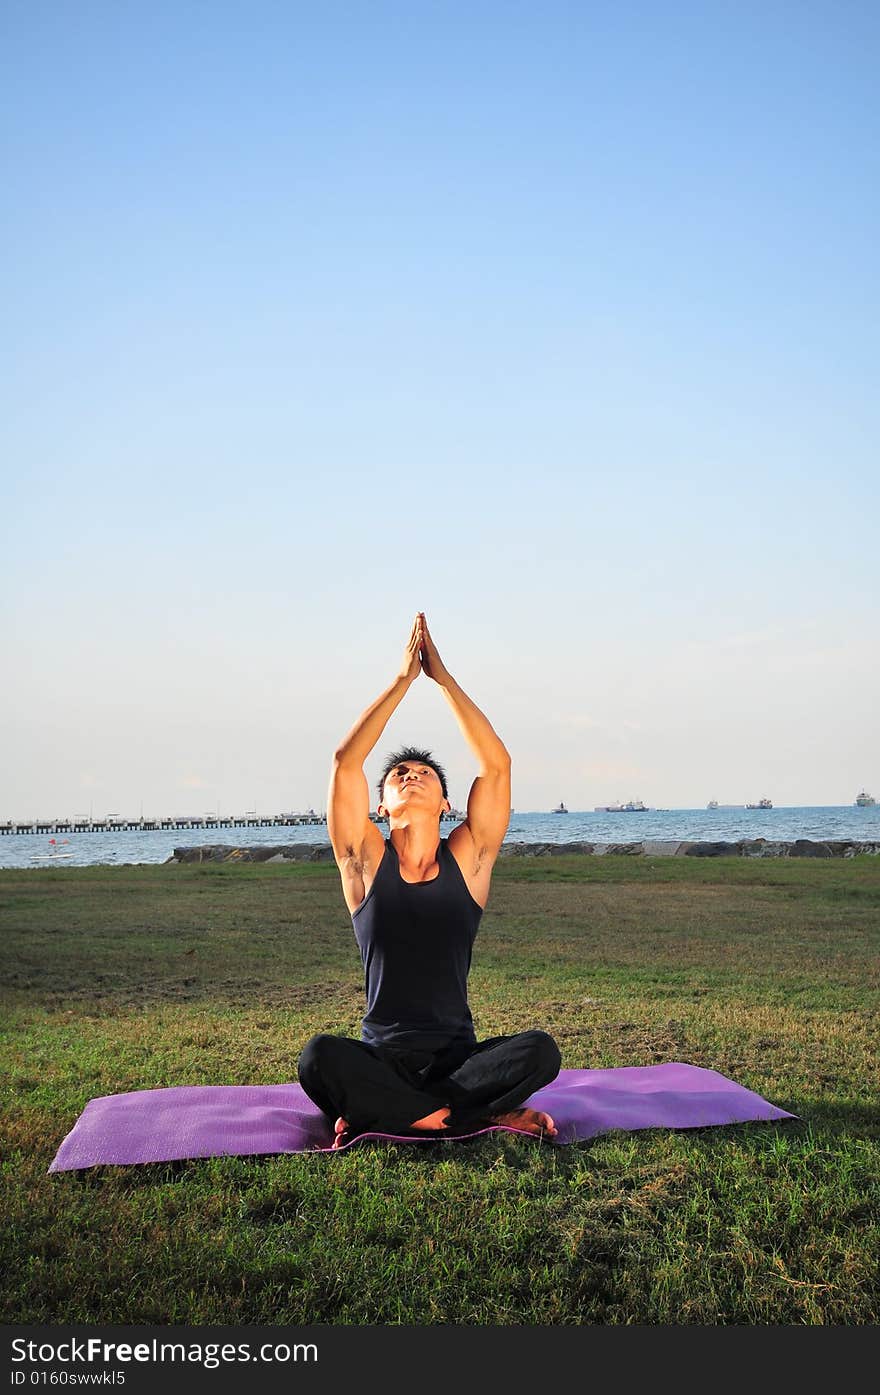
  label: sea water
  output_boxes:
[2,806,878,869]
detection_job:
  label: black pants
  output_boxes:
[297,1029,561,1137]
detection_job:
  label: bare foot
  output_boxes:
[408,1107,451,1131]
[490,1107,557,1139]
[331,1108,451,1148]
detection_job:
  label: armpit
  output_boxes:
[338,844,365,875]
[471,844,489,876]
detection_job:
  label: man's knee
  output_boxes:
[297,1032,350,1086]
[522,1029,561,1081]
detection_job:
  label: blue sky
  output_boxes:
[2,1,878,817]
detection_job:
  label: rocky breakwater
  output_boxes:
[683,839,879,858]
[498,839,880,858]
[167,843,337,864]
[167,838,880,863]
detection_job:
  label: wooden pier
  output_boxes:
[1,811,463,835]
[1,815,325,835]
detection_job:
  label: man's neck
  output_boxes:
[389,819,442,871]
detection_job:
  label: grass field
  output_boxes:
[1,855,878,1325]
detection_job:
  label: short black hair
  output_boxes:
[377,746,449,803]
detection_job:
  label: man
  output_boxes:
[297,612,560,1149]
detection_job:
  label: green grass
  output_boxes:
[1,856,878,1324]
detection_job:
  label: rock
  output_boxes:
[497,842,595,857]
[684,842,740,857]
[738,839,769,857]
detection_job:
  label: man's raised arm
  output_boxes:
[418,613,511,858]
[327,615,422,863]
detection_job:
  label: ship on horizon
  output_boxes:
[594,799,649,813]
[746,798,773,809]
[855,790,876,806]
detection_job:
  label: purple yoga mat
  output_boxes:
[47,1064,795,1172]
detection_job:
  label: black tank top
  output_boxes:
[352,836,484,1050]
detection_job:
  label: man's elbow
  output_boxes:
[483,751,511,776]
[331,746,362,769]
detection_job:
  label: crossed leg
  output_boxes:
[298,1034,453,1146]
[299,1029,561,1148]
[443,1030,561,1138]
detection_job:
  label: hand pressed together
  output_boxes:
[418,613,450,684]
[396,611,450,686]
[397,613,424,684]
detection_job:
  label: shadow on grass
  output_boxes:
[780,1096,880,1141]
[63,1159,194,1188]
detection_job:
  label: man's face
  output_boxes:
[379,761,449,820]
